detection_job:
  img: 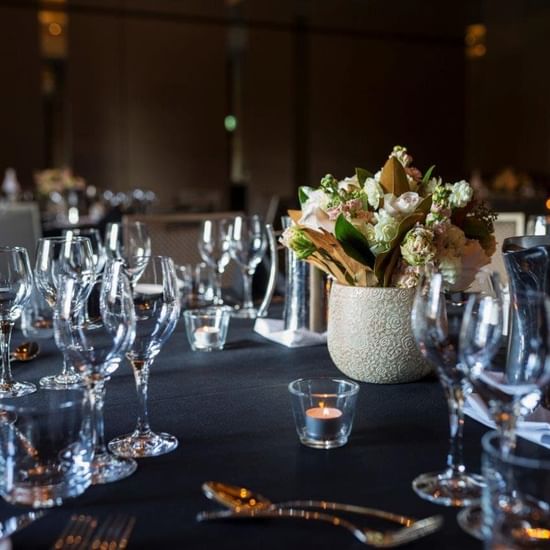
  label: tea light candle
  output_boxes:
[305,405,343,439]
[194,326,220,349]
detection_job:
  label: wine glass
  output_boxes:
[34,236,95,389]
[0,246,35,397]
[63,228,106,275]
[108,255,180,458]
[104,221,151,286]
[54,260,137,484]
[411,268,485,507]
[198,219,231,305]
[227,215,267,318]
[458,285,550,537]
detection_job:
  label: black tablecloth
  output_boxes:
[3,316,486,549]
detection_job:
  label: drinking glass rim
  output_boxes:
[37,236,91,244]
[0,245,28,254]
[0,389,87,413]
[288,377,360,398]
[183,307,231,318]
[482,430,550,470]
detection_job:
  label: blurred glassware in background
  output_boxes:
[1,168,21,203]
[21,283,54,340]
[175,263,194,310]
[0,389,93,507]
[194,262,216,307]
[526,214,550,235]
[481,431,550,549]
[198,219,231,305]
[227,214,267,319]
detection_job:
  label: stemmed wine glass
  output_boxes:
[0,246,35,397]
[54,260,137,484]
[227,215,267,318]
[63,228,106,275]
[411,268,487,507]
[108,255,180,458]
[104,221,151,286]
[458,285,550,537]
[198,219,231,305]
[34,236,96,389]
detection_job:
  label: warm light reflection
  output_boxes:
[545,197,550,210]
[48,22,62,36]
[466,24,487,59]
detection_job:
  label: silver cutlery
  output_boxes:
[196,508,443,547]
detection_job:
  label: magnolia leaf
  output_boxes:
[287,209,302,224]
[421,165,436,184]
[298,186,312,205]
[334,214,375,268]
[374,212,424,282]
[416,195,432,215]
[383,247,401,287]
[355,167,373,186]
[380,157,409,196]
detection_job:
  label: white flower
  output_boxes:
[383,191,421,218]
[423,176,442,195]
[389,145,412,167]
[373,210,399,243]
[338,175,360,192]
[364,177,384,209]
[298,189,334,233]
[400,225,436,266]
[448,180,473,209]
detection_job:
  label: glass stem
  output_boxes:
[0,321,14,386]
[131,360,152,436]
[443,381,466,477]
[491,403,518,456]
[214,269,223,304]
[242,269,254,310]
[89,378,108,456]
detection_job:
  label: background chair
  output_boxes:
[0,202,42,264]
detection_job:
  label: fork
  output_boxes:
[89,514,136,550]
[196,508,443,547]
[52,514,98,550]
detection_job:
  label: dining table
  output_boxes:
[2,312,487,549]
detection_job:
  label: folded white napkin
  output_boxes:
[465,393,550,449]
[253,318,327,348]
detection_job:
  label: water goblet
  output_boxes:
[0,246,35,397]
[54,260,137,484]
[35,236,95,389]
[108,255,180,458]
[198,219,231,305]
[63,227,106,275]
[20,281,54,340]
[104,221,151,286]
[227,215,267,318]
[411,269,484,507]
[458,286,550,537]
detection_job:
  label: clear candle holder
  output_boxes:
[183,307,231,351]
[288,378,359,449]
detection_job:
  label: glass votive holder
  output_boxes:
[288,378,359,449]
[183,307,230,351]
[0,389,93,508]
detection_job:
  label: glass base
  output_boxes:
[0,380,36,398]
[91,451,137,485]
[457,505,484,540]
[298,435,348,449]
[39,372,85,390]
[412,470,484,507]
[108,430,178,458]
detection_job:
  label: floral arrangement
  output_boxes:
[34,168,86,197]
[282,146,496,290]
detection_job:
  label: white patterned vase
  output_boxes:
[327,284,432,384]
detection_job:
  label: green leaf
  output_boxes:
[298,186,312,205]
[422,165,436,184]
[334,214,375,268]
[355,167,373,186]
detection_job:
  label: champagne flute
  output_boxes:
[104,221,151,286]
[0,246,35,397]
[54,260,137,484]
[198,219,231,305]
[411,269,484,507]
[227,215,267,318]
[108,256,180,458]
[34,236,95,389]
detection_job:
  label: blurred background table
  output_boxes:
[2,315,485,549]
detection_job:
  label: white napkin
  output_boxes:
[253,318,327,348]
[465,393,550,449]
